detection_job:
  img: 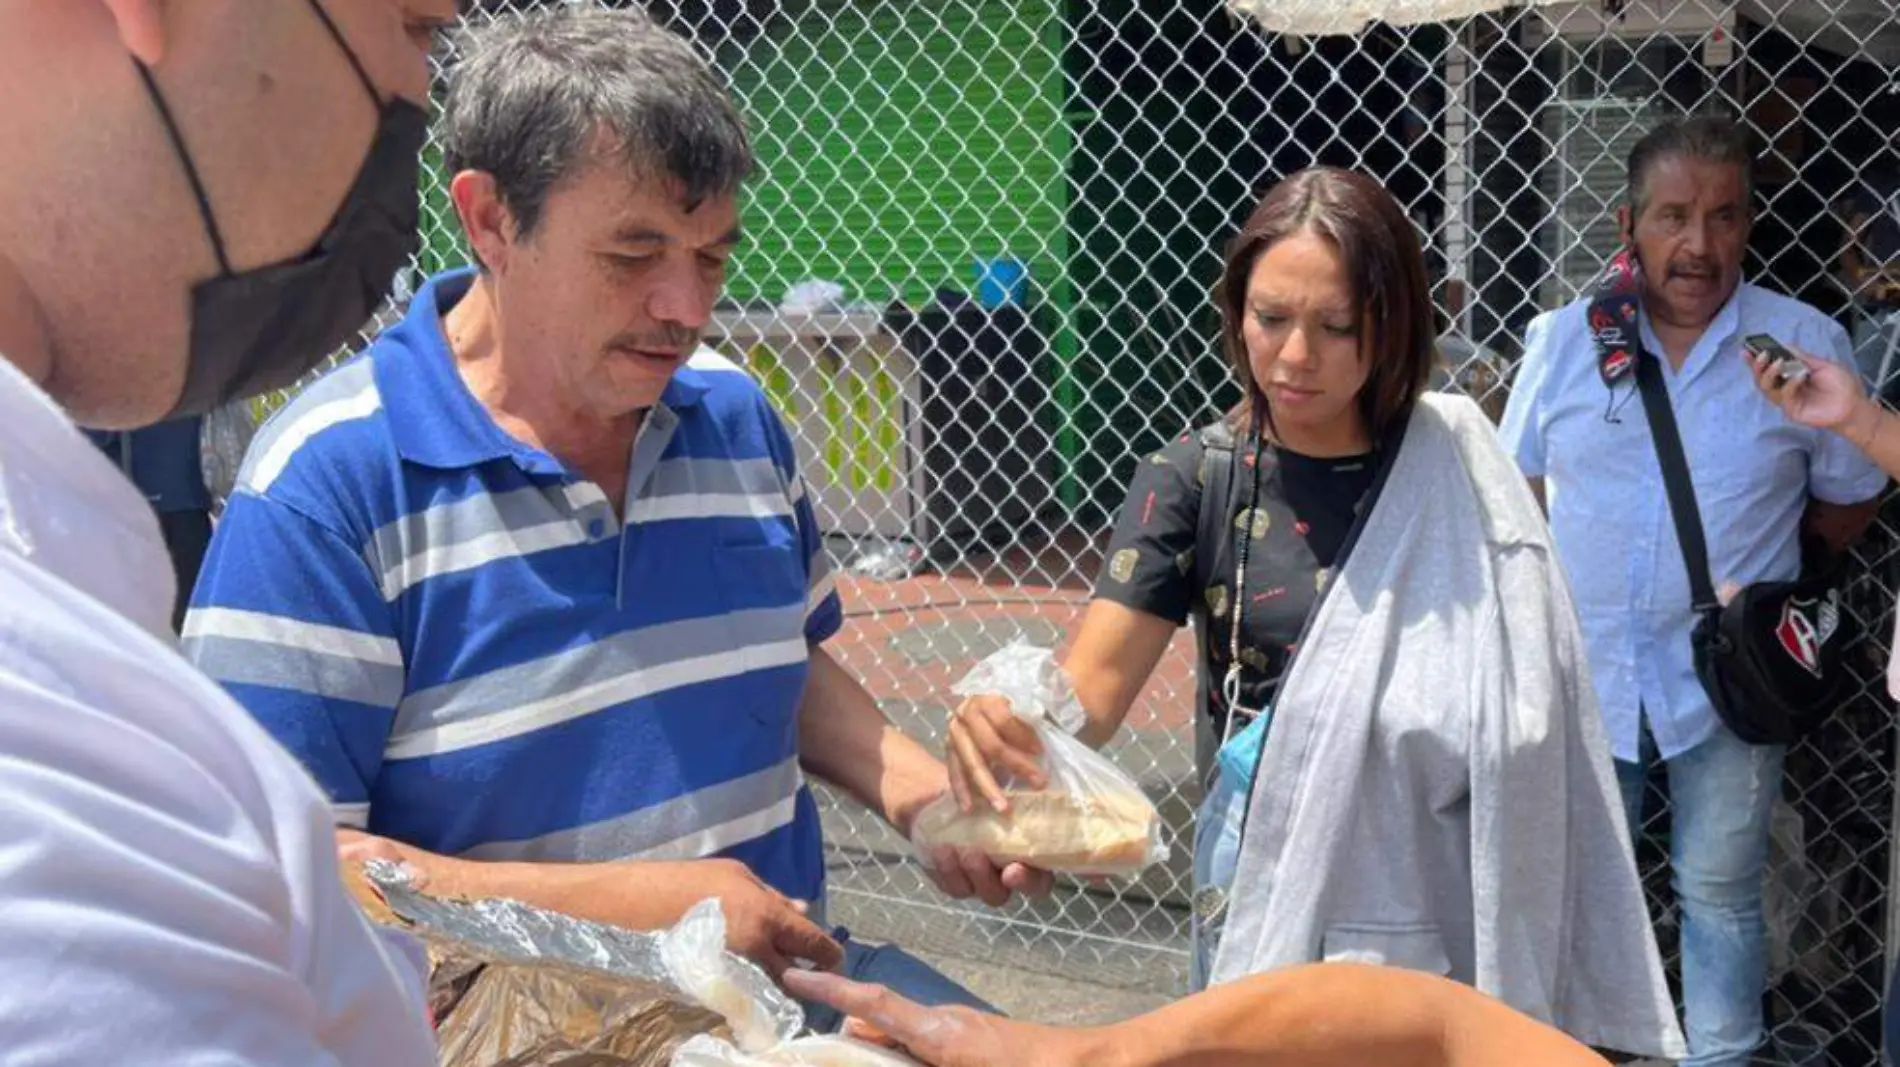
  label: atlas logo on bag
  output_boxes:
[1776,592,1842,678]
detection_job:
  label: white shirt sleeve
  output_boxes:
[0,570,437,1067]
[1498,311,1557,479]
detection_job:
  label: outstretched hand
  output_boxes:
[1746,344,1872,437]
[782,970,1089,1067]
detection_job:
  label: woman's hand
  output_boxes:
[944,694,1048,814]
[1747,343,1877,442]
[942,601,1174,815]
[783,970,1095,1067]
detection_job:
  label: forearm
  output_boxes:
[796,646,948,833]
[1083,965,1605,1067]
[1065,599,1178,748]
[1068,663,1147,750]
[341,829,689,931]
[1805,401,1892,556]
[1843,401,1900,483]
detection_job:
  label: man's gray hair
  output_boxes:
[442,7,754,243]
[1625,114,1755,218]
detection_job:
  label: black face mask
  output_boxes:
[136,0,426,418]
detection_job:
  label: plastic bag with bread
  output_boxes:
[660,903,921,1066]
[660,898,801,1053]
[910,640,1169,876]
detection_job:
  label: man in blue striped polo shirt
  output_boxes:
[183,7,1045,1022]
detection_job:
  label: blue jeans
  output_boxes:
[1617,723,1786,1067]
[798,931,1000,1034]
[1189,769,1249,992]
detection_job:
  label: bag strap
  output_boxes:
[1632,354,1721,614]
[1590,252,1725,618]
[1196,420,1240,571]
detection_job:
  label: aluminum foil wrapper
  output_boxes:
[362,861,805,1066]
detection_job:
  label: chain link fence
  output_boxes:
[215,0,1900,1060]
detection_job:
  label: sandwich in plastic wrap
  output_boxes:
[909,641,1169,876]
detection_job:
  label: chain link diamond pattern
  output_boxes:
[219,2,1900,1060]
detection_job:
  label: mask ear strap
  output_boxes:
[132,60,233,277]
[305,0,387,110]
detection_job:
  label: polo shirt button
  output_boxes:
[588,519,606,539]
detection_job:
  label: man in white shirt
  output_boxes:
[0,1,455,1062]
[1500,115,1887,1067]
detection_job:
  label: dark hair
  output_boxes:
[1626,115,1755,218]
[442,8,754,244]
[1214,166,1435,442]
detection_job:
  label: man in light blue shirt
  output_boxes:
[1500,115,1887,1067]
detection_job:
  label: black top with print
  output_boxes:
[1094,427,1380,734]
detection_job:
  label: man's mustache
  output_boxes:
[1667,260,1719,278]
[608,329,698,351]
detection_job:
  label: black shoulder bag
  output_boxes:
[1594,251,1856,745]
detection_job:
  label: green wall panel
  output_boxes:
[418,140,468,279]
[726,1,1068,310]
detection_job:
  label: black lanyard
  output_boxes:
[1216,419,1409,759]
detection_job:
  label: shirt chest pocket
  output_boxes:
[1692,415,1808,506]
[705,473,806,612]
[1543,400,1650,514]
[705,535,813,734]
[711,536,808,613]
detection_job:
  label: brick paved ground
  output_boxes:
[824,529,1200,738]
[814,530,1204,1022]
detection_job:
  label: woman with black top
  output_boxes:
[941,168,1682,1059]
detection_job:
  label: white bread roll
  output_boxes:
[909,790,1158,873]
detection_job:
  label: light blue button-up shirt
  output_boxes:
[1499,283,1887,762]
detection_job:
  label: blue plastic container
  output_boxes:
[973,256,1029,309]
